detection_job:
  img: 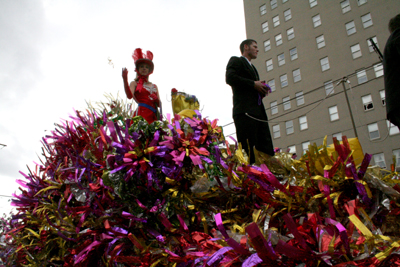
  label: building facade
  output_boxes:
[243,0,400,169]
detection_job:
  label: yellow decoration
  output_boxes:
[326,137,364,166]
[171,91,200,116]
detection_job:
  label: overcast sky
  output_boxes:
[0,0,246,215]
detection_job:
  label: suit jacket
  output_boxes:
[383,28,400,121]
[225,56,266,117]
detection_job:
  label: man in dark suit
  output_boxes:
[226,39,274,164]
[384,14,400,128]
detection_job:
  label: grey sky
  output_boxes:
[0,0,246,214]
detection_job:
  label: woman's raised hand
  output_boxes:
[122,68,128,80]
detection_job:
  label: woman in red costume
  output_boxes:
[122,48,162,124]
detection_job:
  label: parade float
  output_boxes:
[1,91,400,267]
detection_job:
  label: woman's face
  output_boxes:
[138,64,150,76]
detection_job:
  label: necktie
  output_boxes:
[251,64,259,80]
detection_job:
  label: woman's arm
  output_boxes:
[154,84,161,107]
[130,81,138,102]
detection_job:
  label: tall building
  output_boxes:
[243,0,400,169]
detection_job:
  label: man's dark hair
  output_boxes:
[240,39,257,54]
[389,14,400,33]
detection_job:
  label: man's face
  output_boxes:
[245,42,258,59]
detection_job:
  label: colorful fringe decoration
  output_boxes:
[1,96,400,266]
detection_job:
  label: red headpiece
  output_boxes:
[132,48,154,75]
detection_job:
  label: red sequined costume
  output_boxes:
[122,48,161,124]
[132,83,159,124]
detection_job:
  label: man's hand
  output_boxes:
[254,81,269,97]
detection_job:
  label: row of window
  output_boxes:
[265,36,379,75]
[272,106,338,139]
[270,91,304,115]
[341,0,367,14]
[368,121,399,140]
[263,29,295,52]
[259,0,289,15]
[374,149,400,169]
[265,69,302,93]
[311,12,372,29]
[345,15,374,37]
[274,111,397,142]
[362,90,386,111]
[270,86,385,119]
[263,14,375,55]
[260,0,368,16]
[317,56,382,81]
[285,143,398,168]
[263,11,372,35]
[349,39,379,60]
[275,119,398,159]
[266,48,298,70]
[266,62,381,95]
[285,140,398,168]
[272,115,309,139]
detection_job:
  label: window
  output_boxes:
[273,15,280,27]
[368,123,379,140]
[333,132,343,141]
[278,53,285,66]
[367,37,378,53]
[346,21,356,35]
[373,153,386,168]
[361,13,373,28]
[260,4,267,15]
[295,91,304,106]
[374,63,383,77]
[273,125,280,138]
[299,116,308,130]
[271,101,278,114]
[380,90,386,106]
[357,69,368,84]
[341,0,351,13]
[263,40,271,52]
[286,120,294,135]
[290,47,298,60]
[309,0,317,8]
[357,0,367,6]
[313,14,321,28]
[316,35,325,49]
[393,149,400,167]
[293,68,301,82]
[271,0,277,9]
[387,121,400,135]
[280,74,288,88]
[268,79,276,92]
[262,21,269,33]
[351,44,362,59]
[320,57,330,71]
[266,59,273,72]
[324,80,334,95]
[286,27,295,40]
[275,34,283,46]
[302,141,310,153]
[362,94,374,111]
[284,9,292,21]
[287,145,296,154]
[329,106,339,121]
[283,96,291,110]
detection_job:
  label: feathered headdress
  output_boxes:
[132,48,154,74]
